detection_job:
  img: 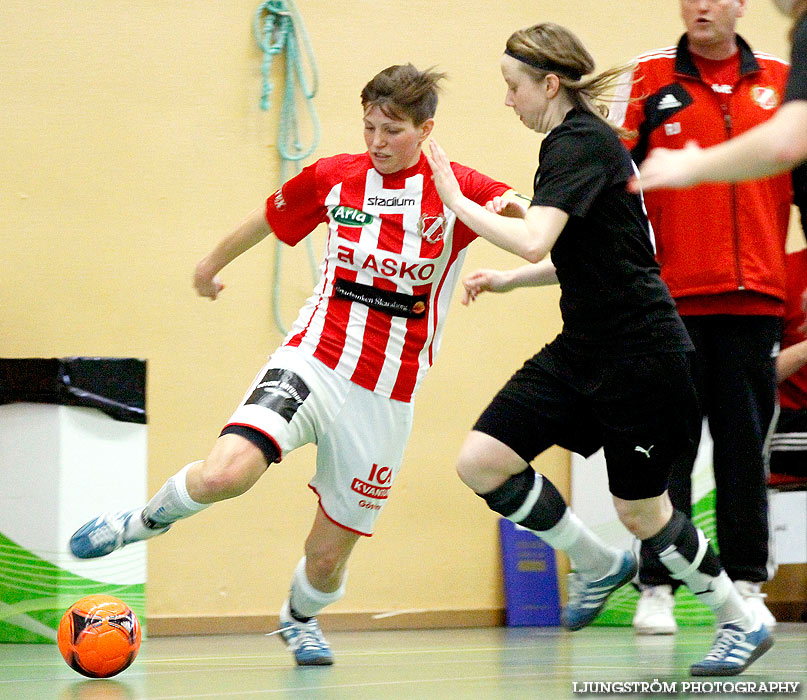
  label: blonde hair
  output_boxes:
[506,23,635,139]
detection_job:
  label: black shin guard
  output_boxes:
[479,467,567,532]
[642,510,727,605]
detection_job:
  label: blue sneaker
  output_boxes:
[690,622,773,676]
[69,509,169,559]
[278,600,334,666]
[562,551,638,631]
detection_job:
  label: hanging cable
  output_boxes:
[254,0,320,334]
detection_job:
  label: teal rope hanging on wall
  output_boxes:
[254,0,320,334]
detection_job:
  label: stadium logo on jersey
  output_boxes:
[417,214,447,244]
[351,463,392,500]
[750,85,779,111]
[366,195,416,207]
[244,368,310,422]
[331,205,374,227]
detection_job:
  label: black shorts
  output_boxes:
[473,339,701,501]
[770,408,807,478]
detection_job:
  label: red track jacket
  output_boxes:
[619,35,793,315]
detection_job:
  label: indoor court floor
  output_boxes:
[2,623,805,700]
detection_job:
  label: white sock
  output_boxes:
[536,511,622,581]
[288,556,347,619]
[141,461,209,526]
[713,575,755,630]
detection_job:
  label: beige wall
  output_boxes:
[2,1,794,628]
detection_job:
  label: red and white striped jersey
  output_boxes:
[265,152,509,402]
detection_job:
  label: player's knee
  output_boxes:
[455,449,486,490]
[613,499,668,540]
[456,431,528,494]
[456,432,490,483]
[196,438,267,501]
[456,444,510,493]
[615,508,645,538]
[196,466,249,500]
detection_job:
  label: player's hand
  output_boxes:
[425,139,463,210]
[799,288,807,334]
[627,141,702,193]
[486,195,528,218]
[193,262,225,300]
[461,269,511,305]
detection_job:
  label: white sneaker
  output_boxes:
[734,581,777,630]
[633,585,677,635]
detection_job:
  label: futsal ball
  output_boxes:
[57,594,141,678]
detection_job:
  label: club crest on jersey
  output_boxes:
[750,85,779,111]
[417,214,447,243]
[331,205,374,227]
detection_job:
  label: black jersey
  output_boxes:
[531,109,692,356]
[785,14,807,103]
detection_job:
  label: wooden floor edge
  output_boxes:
[147,608,506,637]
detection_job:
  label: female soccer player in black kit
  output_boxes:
[426,21,772,676]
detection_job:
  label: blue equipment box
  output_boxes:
[498,518,561,626]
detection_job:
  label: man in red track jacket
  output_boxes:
[616,0,793,636]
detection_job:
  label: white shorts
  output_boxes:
[225,347,414,536]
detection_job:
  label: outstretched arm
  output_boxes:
[630,101,807,192]
[426,140,568,262]
[193,206,272,300]
[462,260,558,305]
[777,339,807,382]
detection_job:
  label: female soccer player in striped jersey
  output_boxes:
[69,63,512,667]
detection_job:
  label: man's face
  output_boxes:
[680,0,747,53]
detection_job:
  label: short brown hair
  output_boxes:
[361,64,447,126]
